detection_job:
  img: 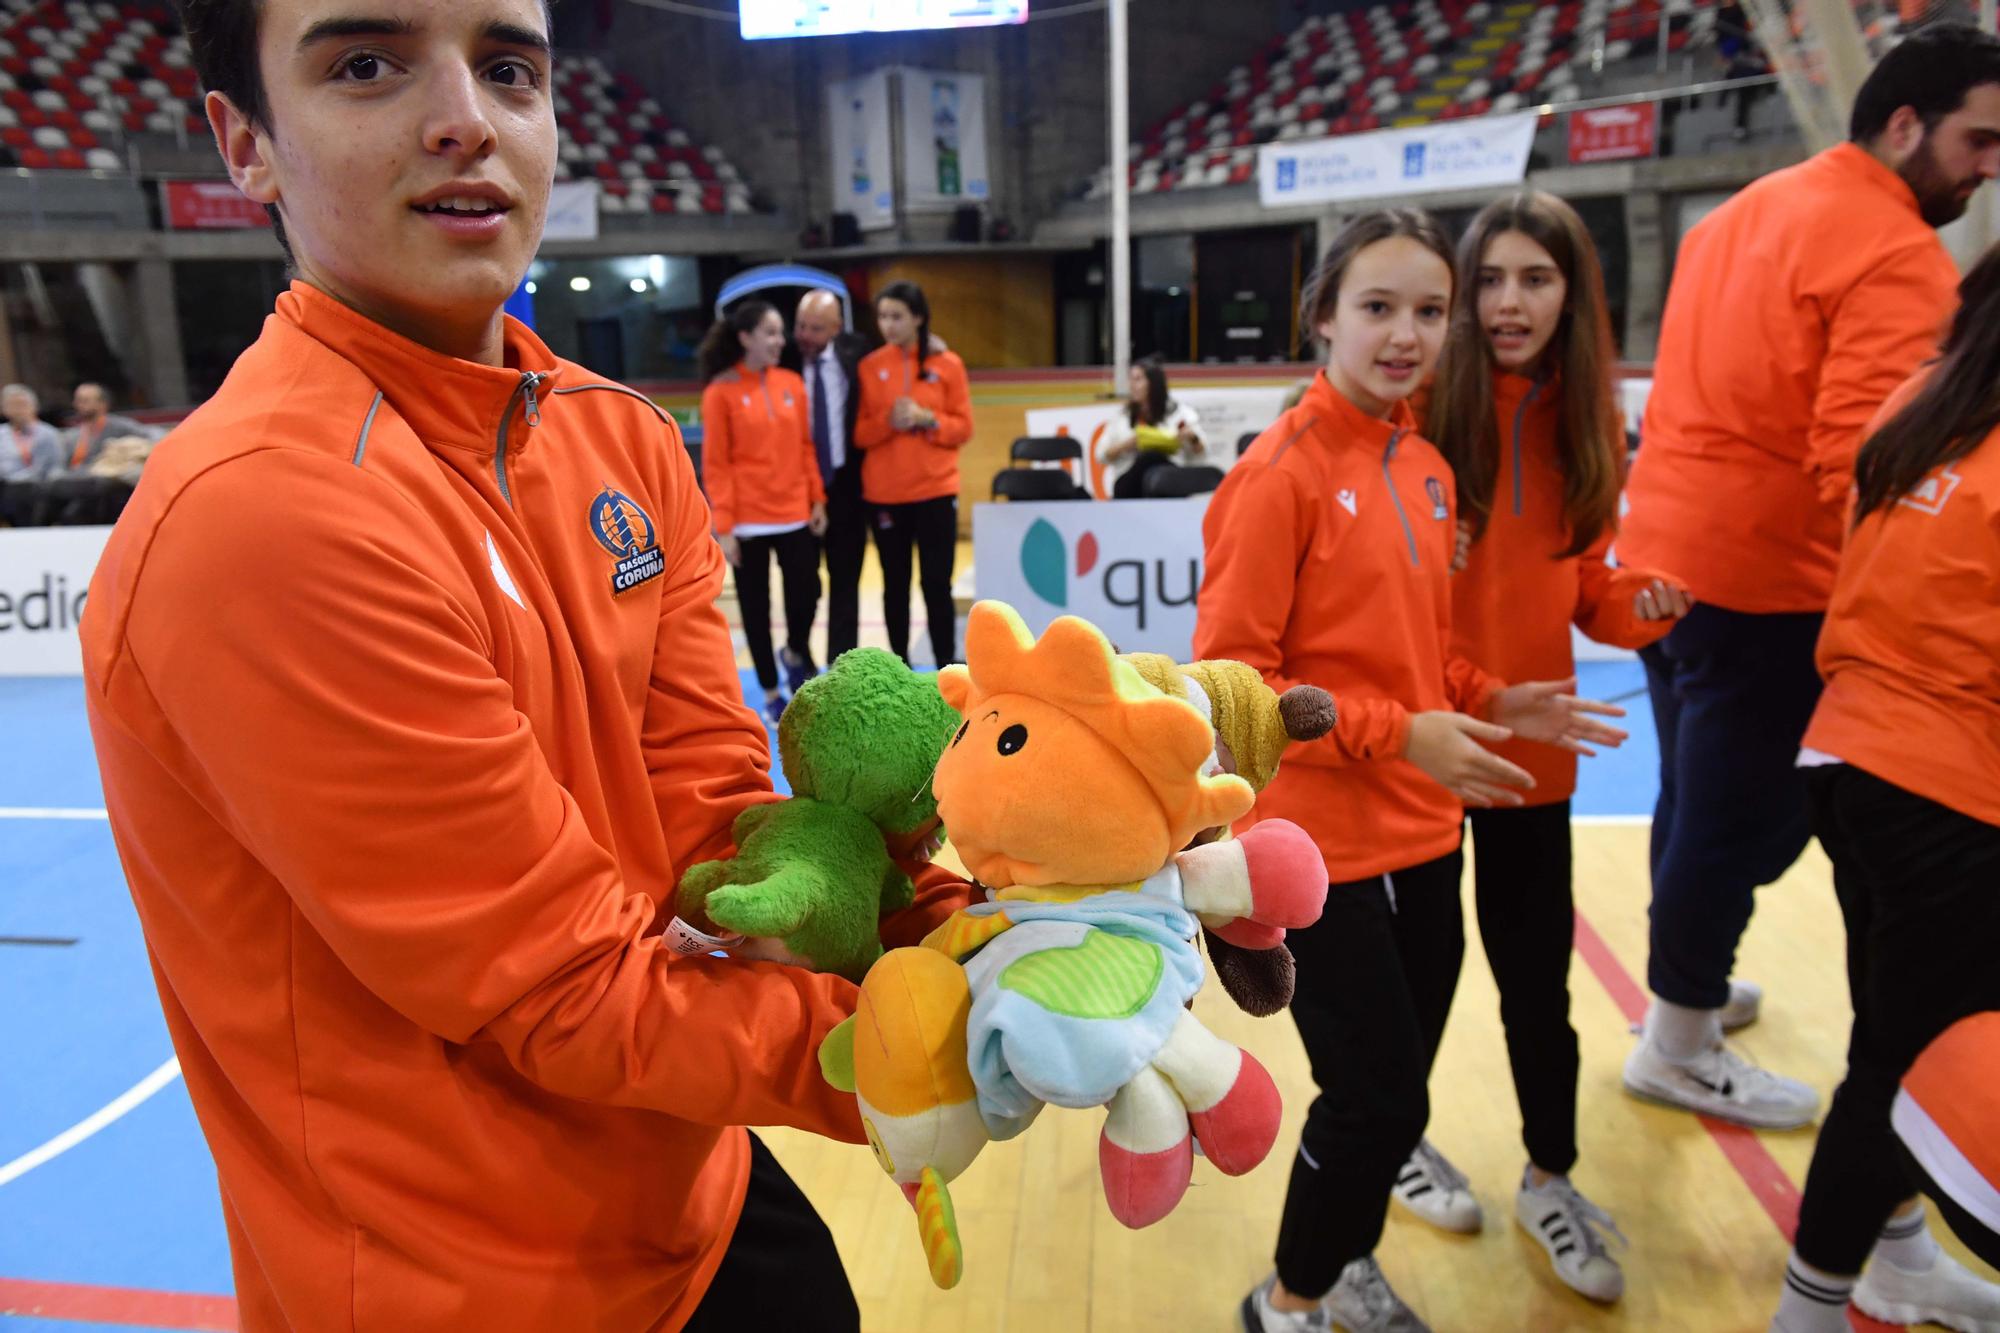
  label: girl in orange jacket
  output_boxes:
[1773,245,2000,1333]
[699,301,828,724]
[1420,189,1691,1304]
[853,280,972,667]
[1197,209,1628,1333]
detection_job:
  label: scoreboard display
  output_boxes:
[740,0,1031,39]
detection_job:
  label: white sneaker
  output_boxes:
[1392,1139,1483,1233]
[1622,1036,1820,1129]
[1854,1249,2000,1333]
[1720,979,1763,1033]
[1515,1170,1627,1303]
[1240,1262,1432,1333]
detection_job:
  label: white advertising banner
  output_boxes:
[972,498,1210,658]
[1258,112,1538,208]
[0,525,109,676]
[828,70,896,231]
[899,68,990,211]
[1025,385,1291,498]
[542,180,600,241]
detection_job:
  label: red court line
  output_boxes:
[1570,911,1909,1332]
[0,1278,235,1331]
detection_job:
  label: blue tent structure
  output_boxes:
[713,264,853,329]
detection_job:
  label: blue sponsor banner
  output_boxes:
[1260,112,1538,207]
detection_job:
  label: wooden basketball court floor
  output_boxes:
[0,548,1990,1332]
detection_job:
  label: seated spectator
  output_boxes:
[61,383,154,472]
[2,384,62,482]
[1103,356,1207,499]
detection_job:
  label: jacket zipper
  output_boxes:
[494,371,544,506]
[757,368,778,423]
[1381,428,1420,567]
[1511,378,1543,516]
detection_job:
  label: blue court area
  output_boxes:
[0,661,1653,1330]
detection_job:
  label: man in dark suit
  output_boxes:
[786,290,873,660]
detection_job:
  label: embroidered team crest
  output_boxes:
[589,487,665,594]
[1897,464,1963,516]
[1425,477,1448,520]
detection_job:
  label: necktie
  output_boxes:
[810,358,834,486]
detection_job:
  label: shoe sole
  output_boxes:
[1620,1075,1816,1130]
[1853,1289,2000,1333]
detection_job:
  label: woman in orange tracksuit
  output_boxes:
[854,280,972,667]
[700,300,828,724]
[1198,208,1628,1333]
[1771,245,2000,1333]
[1423,190,1690,1304]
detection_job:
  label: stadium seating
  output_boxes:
[1085,0,1727,199]
[0,0,756,214]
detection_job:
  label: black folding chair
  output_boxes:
[1236,431,1260,458]
[1010,436,1084,465]
[1142,464,1226,498]
[992,468,1089,502]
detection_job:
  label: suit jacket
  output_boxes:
[783,329,872,451]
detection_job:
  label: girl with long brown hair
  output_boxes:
[1422,190,1690,1304]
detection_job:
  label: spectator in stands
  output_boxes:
[698,300,828,726]
[60,383,153,472]
[785,289,871,662]
[1619,24,2000,1149]
[1767,244,2000,1333]
[1,384,61,483]
[854,280,972,667]
[1103,354,1207,499]
[86,2,971,1329]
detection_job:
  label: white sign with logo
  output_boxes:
[1025,385,1292,499]
[899,68,991,210]
[542,180,600,241]
[828,70,896,231]
[972,497,1209,658]
[1258,113,1538,208]
[0,525,109,676]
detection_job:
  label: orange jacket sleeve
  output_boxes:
[1807,240,1957,506]
[1573,528,1680,651]
[642,422,789,873]
[929,357,973,449]
[121,450,862,1142]
[879,864,979,950]
[1197,464,1414,762]
[1437,482,1506,719]
[698,381,737,533]
[853,361,896,449]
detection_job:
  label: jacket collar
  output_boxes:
[1300,369,1416,452]
[1825,141,1928,221]
[275,281,563,454]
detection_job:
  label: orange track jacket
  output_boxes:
[698,362,824,533]
[1450,370,1676,804]
[1805,375,2000,828]
[82,283,964,1331]
[1620,143,1959,613]
[852,342,972,506]
[1195,371,1503,882]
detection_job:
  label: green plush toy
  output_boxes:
[674,648,962,981]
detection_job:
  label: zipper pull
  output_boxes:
[522,374,542,428]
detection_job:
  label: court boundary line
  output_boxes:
[0,1277,234,1331]
[0,1059,183,1189]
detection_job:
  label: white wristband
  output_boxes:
[664,916,745,957]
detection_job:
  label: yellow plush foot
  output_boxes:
[912,1165,963,1289]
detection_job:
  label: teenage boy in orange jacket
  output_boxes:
[83,3,964,1328]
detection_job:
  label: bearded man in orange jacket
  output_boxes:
[1617,23,2000,1131]
[81,3,967,1329]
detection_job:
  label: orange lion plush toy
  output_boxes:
[819,602,1328,1288]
